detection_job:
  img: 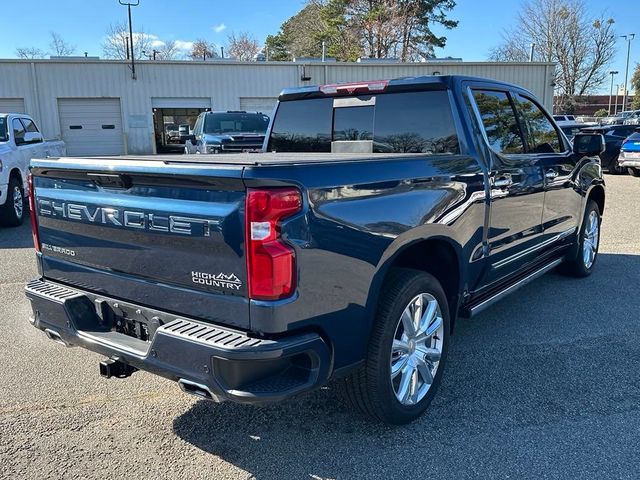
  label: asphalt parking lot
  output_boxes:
[1,174,639,480]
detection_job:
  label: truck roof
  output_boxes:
[279,75,530,101]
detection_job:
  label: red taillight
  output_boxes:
[27,173,41,252]
[245,188,302,301]
[319,80,388,95]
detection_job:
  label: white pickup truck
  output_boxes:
[0,113,65,227]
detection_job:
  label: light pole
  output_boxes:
[608,71,618,115]
[621,34,635,112]
[119,0,140,79]
[614,85,620,114]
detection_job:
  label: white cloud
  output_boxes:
[213,23,227,33]
[174,40,194,51]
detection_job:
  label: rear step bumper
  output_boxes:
[25,278,332,404]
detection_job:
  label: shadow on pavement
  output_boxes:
[0,215,33,249]
[173,253,640,479]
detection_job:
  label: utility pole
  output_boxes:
[621,34,635,112]
[220,46,224,59]
[119,0,140,80]
[608,71,618,115]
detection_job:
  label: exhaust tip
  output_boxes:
[178,379,217,401]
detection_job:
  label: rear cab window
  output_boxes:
[268,90,460,155]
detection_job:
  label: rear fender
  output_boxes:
[363,228,466,339]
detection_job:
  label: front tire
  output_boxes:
[628,168,640,177]
[608,157,625,175]
[560,200,601,277]
[0,176,25,227]
[340,269,450,424]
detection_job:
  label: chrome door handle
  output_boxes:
[493,174,513,188]
[545,169,559,179]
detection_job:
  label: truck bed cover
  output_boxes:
[33,152,434,169]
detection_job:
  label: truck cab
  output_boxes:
[0,113,65,226]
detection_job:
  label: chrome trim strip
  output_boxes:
[492,228,575,270]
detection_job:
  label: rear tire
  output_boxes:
[0,176,25,227]
[628,168,640,177]
[339,269,450,424]
[559,200,600,277]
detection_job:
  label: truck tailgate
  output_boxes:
[30,158,250,329]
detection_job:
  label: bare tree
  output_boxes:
[156,40,182,60]
[227,32,261,61]
[489,0,616,109]
[102,21,153,60]
[15,47,45,59]
[49,32,76,56]
[189,39,219,60]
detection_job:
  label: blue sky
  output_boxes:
[0,0,636,93]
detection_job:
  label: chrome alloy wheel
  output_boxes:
[390,293,444,406]
[12,185,23,219]
[583,210,599,269]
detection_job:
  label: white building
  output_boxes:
[0,58,555,156]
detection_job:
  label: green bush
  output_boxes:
[593,108,609,117]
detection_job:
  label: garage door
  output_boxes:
[58,98,125,156]
[239,97,277,116]
[0,98,25,114]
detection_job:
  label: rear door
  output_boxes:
[468,88,545,285]
[513,94,581,240]
[32,160,251,329]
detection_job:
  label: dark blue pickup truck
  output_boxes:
[25,76,605,424]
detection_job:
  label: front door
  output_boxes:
[468,88,546,286]
[512,94,582,240]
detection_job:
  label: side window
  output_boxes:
[514,94,562,153]
[12,118,26,145]
[21,118,39,133]
[471,90,525,154]
[194,115,202,135]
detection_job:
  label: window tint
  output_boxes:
[12,118,26,144]
[472,90,524,154]
[514,94,562,153]
[268,98,333,152]
[269,91,459,154]
[374,91,459,154]
[333,105,373,141]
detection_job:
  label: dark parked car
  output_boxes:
[26,76,605,424]
[581,125,639,174]
[618,130,640,176]
[184,111,269,154]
